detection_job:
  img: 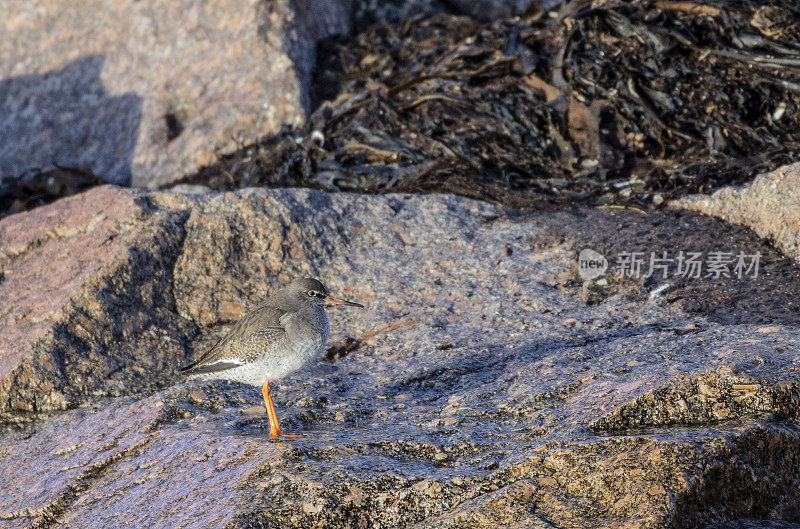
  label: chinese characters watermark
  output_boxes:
[578,249,761,280]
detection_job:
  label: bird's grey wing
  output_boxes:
[220,303,285,343]
[180,327,285,374]
[180,303,286,374]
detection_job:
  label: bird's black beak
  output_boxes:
[324,295,364,308]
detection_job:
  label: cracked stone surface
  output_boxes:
[2,185,800,527]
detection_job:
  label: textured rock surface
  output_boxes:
[2,185,800,527]
[0,0,350,188]
[674,162,800,265]
[0,187,194,420]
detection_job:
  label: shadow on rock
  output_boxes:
[672,424,800,527]
[258,0,352,116]
[0,55,141,188]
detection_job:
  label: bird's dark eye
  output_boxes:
[307,290,318,297]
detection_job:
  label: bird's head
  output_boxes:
[285,277,364,309]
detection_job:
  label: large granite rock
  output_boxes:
[674,162,800,265]
[2,185,800,527]
[0,0,350,188]
[0,187,194,418]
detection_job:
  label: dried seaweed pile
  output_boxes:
[184,1,800,208]
[0,167,103,218]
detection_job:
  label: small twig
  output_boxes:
[396,94,468,112]
[655,1,721,17]
[358,319,421,342]
[326,319,420,361]
[385,74,452,97]
[343,140,398,162]
[596,205,647,214]
[385,57,517,99]
[705,48,800,68]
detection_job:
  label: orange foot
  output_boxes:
[270,432,304,440]
[262,380,304,440]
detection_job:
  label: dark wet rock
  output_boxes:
[3,325,800,527]
[0,0,351,188]
[529,206,800,325]
[675,162,800,265]
[2,185,800,526]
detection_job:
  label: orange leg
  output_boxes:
[261,381,303,439]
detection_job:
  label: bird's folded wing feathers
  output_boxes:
[180,359,244,374]
[180,326,285,374]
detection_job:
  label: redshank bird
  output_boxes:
[180,278,363,439]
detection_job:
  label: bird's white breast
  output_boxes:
[216,306,330,386]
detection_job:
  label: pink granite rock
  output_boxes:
[3,184,800,526]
